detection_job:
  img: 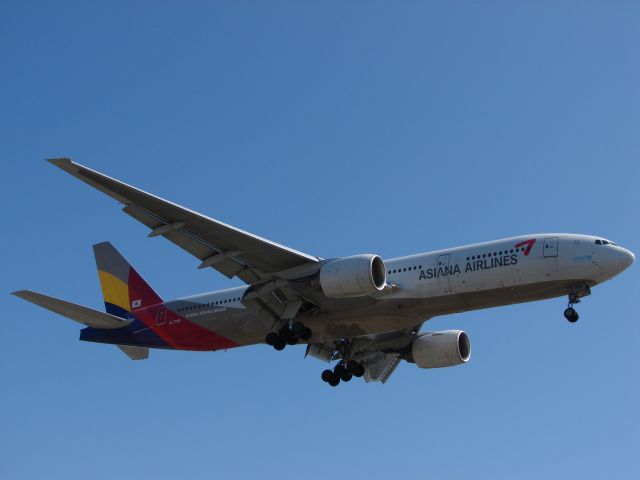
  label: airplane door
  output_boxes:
[437,254,451,293]
[544,237,558,258]
[155,307,166,326]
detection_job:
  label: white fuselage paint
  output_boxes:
[167,233,634,346]
[384,234,627,299]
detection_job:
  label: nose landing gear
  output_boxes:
[563,285,592,323]
[564,291,582,323]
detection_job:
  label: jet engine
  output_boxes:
[319,254,386,298]
[410,330,471,369]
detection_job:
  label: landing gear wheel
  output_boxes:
[286,335,299,345]
[300,327,312,341]
[278,326,291,342]
[273,338,286,351]
[346,360,365,377]
[564,307,579,323]
[353,364,365,378]
[340,372,353,382]
[321,369,334,383]
[334,363,347,378]
[346,360,358,372]
[265,332,279,346]
[327,376,340,387]
[291,322,305,335]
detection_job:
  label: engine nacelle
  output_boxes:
[410,330,471,369]
[319,254,386,298]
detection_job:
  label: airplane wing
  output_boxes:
[47,158,319,285]
[12,290,130,329]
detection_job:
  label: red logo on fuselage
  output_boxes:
[515,239,536,256]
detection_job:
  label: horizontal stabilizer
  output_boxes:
[12,290,130,329]
[117,345,149,360]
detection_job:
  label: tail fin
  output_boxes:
[93,242,163,319]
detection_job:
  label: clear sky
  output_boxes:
[1,1,638,479]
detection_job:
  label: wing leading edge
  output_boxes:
[47,158,319,284]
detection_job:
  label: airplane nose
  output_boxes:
[618,248,635,271]
[622,249,635,268]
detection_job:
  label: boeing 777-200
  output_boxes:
[12,159,635,386]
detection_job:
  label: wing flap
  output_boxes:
[12,290,129,329]
[365,354,402,384]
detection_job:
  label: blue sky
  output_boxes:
[1,1,638,479]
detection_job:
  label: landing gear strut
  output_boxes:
[321,360,366,387]
[265,322,312,351]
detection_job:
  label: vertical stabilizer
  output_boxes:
[93,242,163,318]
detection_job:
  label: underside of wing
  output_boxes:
[47,158,319,284]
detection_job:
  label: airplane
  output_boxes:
[12,158,635,387]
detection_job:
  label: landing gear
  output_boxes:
[564,307,579,323]
[265,322,312,351]
[564,292,580,323]
[321,360,366,387]
[563,285,591,323]
[265,332,286,350]
[564,291,582,323]
[347,360,365,378]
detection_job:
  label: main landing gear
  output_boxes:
[321,360,366,387]
[265,322,312,351]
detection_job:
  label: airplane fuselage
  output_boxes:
[81,233,634,351]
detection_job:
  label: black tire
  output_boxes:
[346,360,358,373]
[340,372,353,382]
[265,332,279,346]
[334,363,347,377]
[273,339,286,351]
[328,376,340,387]
[291,322,305,335]
[564,307,579,323]
[321,369,334,383]
[286,335,299,345]
[279,326,291,341]
[300,327,312,341]
[353,364,365,378]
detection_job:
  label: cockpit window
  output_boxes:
[595,239,619,246]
